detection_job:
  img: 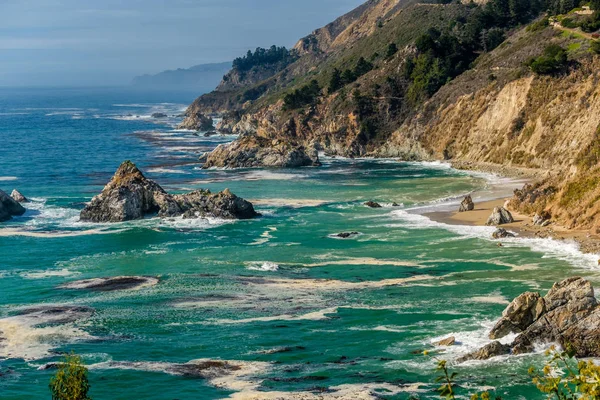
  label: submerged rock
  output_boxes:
[80,161,258,222]
[151,112,168,119]
[492,228,515,239]
[459,195,474,212]
[60,276,159,292]
[0,189,26,222]
[204,131,218,137]
[10,189,28,203]
[364,201,382,208]
[461,277,600,362]
[486,207,514,226]
[334,232,360,239]
[17,305,95,325]
[202,134,318,169]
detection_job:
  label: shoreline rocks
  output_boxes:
[486,206,514,226]
[80,161,259,223]
[0,189,26,222]
[492,228,515,239]
[178,111,214,131]
[10,189,28,203]
[459,195,474,212]
[202,134,319,169]
[459,277,600,362]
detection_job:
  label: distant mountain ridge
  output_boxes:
[131,62,232,91]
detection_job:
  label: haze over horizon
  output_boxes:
[0,0,364,88]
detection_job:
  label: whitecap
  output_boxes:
[0,176,18,181]
[147,167,190,175]
[391,209,600,270]
[21,269,78,279]
[246,262,279,272]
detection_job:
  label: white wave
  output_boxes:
[391,209,600,269]
[21,269,78,279]
[249,226,277,246]
[147,167,190,174]
[246,262,279,272]
[244,171,309,181]
[0,176,18,181]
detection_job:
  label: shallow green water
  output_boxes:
[1,88,599,399]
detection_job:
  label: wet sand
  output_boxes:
[427,198,600,254]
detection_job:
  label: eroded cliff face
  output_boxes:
[183,0,600,230]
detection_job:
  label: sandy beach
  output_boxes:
[427,197,600,254]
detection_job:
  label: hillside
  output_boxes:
[180,0,600,231]
[132,62,232,92]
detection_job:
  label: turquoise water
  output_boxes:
[1,87,599,399]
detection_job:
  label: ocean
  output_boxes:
[1,87,598,399]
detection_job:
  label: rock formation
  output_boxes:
[459,195,475,212]
[10,189,28,203]
[178,111,213,131]
[460,277,600,362]
[202,134,318,169]
[533,211,551,226]
[492,228,515,239]
[151,112,168,119]
[80,161,258,223]
[364,201,382,208]
[0,189,26,222]
[486,207,514,226]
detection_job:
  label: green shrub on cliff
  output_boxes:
[49,353,92,400]
[283,80,321,110]
[527,44,568,75]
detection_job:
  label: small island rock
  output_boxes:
[364,201,382,208]
[80,161,258,223]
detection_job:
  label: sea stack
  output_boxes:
[80,161,258,223]
[0,189,26,222]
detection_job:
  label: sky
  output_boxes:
[0,0,364,87]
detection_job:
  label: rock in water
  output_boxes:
[436,336,456,346]
[202,134,317,169]
[151,112,168,119]
[459,195,474,212]
[492,228,515,239]
[80,161,258,222]
[10,189,28,203]
[486,207,514,226]
[458,341,511,362]
[364,201,382,208]
[0,189,26,222]
[462,277,600,361]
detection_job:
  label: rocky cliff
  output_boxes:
[182,0,600,230]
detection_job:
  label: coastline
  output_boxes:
[426,183,600,256]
